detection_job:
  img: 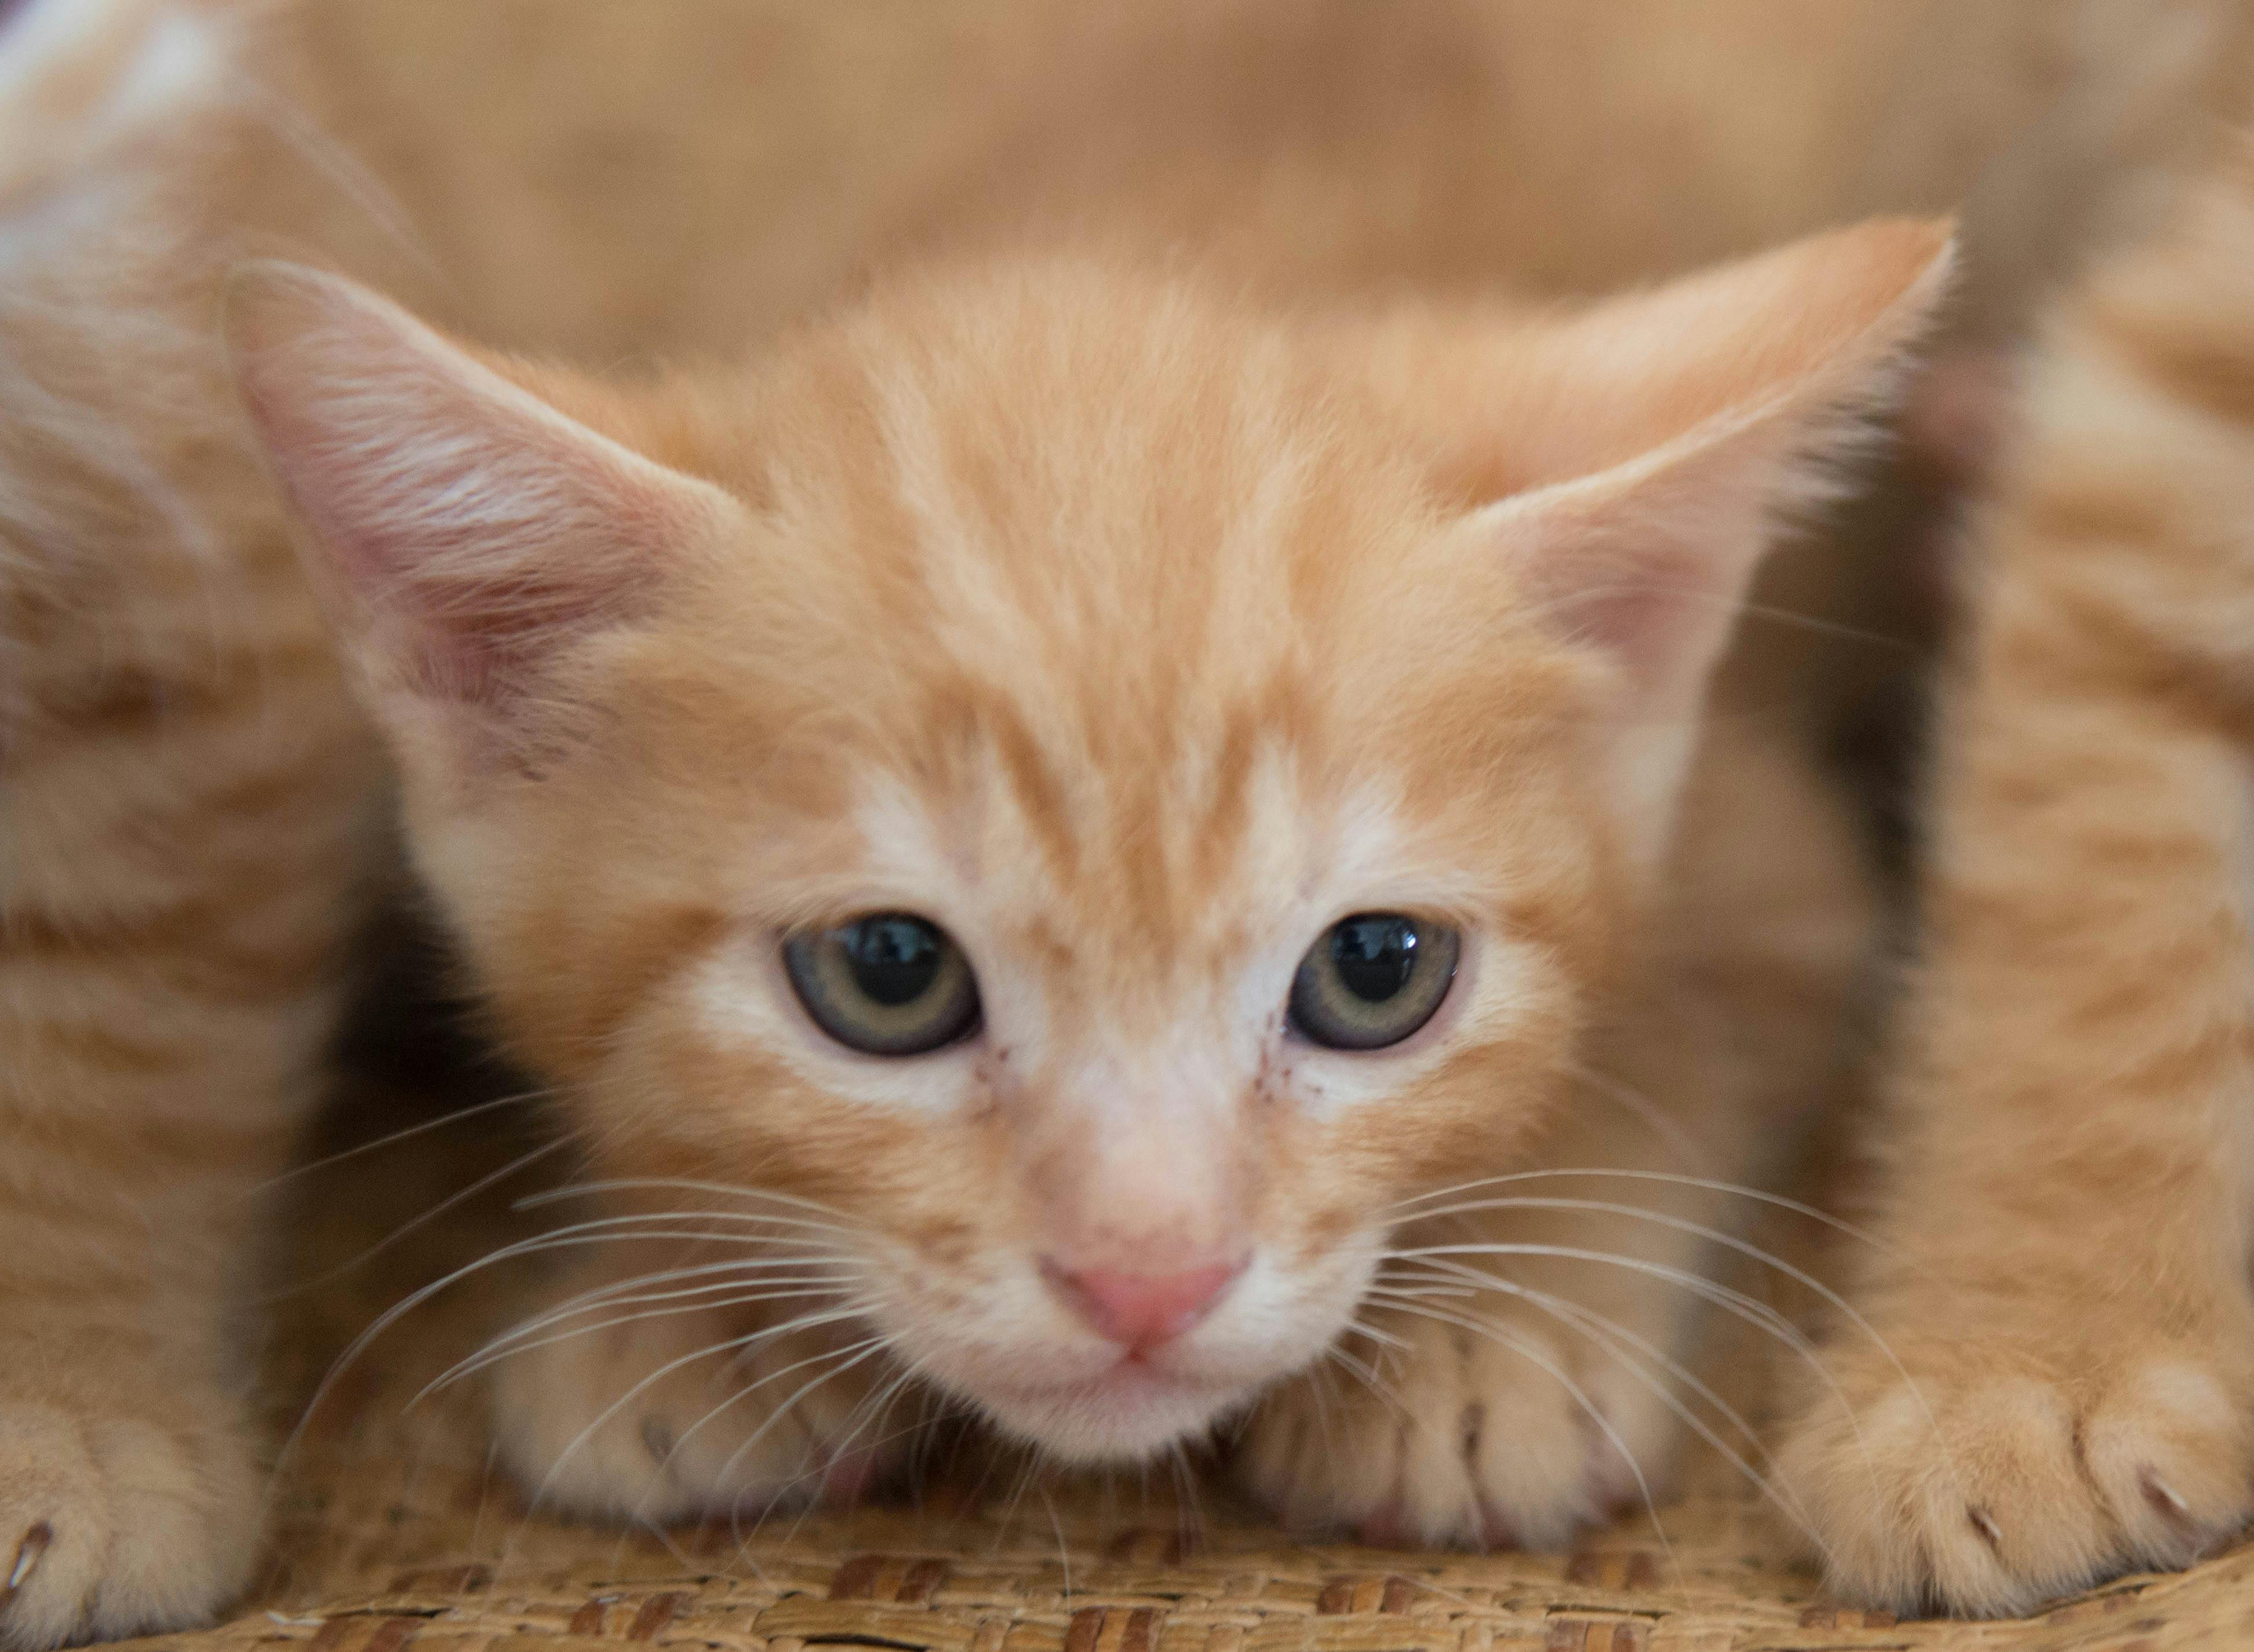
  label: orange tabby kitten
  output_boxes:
[13,0,2238,1642]
[226,218,1950,1531]
[1779,121,2254,1615]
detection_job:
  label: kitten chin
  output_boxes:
[970,1367,1261,1465]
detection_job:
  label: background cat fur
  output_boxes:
[1778,68,2254,1614]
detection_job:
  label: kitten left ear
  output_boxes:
[1473,217,1954,854]
[227,261,745,772]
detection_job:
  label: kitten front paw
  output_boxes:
[1235,1307,1676,1551]
[491,1264,909,1526]
[0,1379,260,1651]
[1779,1327,2254,1617]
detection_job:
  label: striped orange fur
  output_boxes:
[227,226,1951,1540]
[9,1,2241,1644]
[1780,124,2254,1615]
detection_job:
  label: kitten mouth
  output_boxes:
[970,1357,1252,1463]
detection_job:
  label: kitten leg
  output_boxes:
[1241,723,1871,1549]
[1778,649,2254,1615]
[491,1234,909,1526]
[0,674,374,1649]
[2,249,376,1649]
[1779,152,2254,1614]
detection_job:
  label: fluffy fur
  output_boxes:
[0,3,376,1645]
[1779,115,2254,1616]
[0,1,2237,1644]
[228,226,1951,1522]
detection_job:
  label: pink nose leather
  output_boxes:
[1043,1258,1246,1348]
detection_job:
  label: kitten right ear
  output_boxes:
[227,262,743,764]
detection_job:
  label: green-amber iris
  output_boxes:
[783,913,981,1056]
[1288,913,1459,1050]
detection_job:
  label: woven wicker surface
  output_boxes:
[137,1076,2254,1652]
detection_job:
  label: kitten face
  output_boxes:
[232,226,1947,1463]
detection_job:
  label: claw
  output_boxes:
[2142,1471,2193,1526]
[3,1522,51,1602]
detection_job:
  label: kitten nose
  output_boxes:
[1042,1257,1247,1348]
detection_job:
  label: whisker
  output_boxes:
[538,1319,886,1525]
[258,1134,570,1301]
[251,1088,555,1195]
[680,1330,894,1503]
[754,1359,923,1553]
[1040,1482,1074,1602]
[1318,1333,1416,1457]
[268,1220,851,1499]
[1365,1274,1826,1561]
[1557,1062,1714,1173]
[1398,1195,1859,1312]
[467,1251,854,1347]
[421,1277,859,1403]
[1382,1242,1879,1484]
[1359,1293,1678,1580]
[1392,1242,1826,1383]
[518,1177,858,1228]
[1379,1261,1767,1475]
[499,1206,862,1245]
[1385,1169,1921,1274]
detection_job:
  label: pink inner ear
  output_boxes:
[231,264,718,716]
[387,552,651,708]
[335,415,683,709]
[1525,534,1710,666]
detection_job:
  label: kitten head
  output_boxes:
[232,223,1947,1467]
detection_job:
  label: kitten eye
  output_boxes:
[782,913,982,1056]
[1288,913,1459,1051]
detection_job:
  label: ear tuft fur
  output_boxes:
[227,261,740,742]
[1467,217,1956,851]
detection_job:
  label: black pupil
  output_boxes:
[1330,916,1418,1002]
[843,916,942,1006]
